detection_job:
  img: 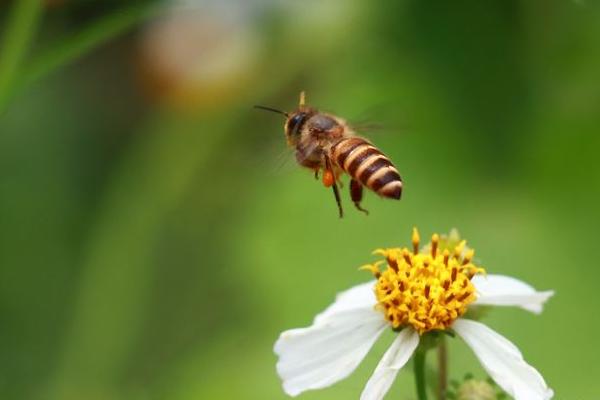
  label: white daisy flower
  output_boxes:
[274,229,554,400]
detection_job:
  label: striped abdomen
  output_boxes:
[330,137,402,199]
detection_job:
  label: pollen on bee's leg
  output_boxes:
[322,169,335,187]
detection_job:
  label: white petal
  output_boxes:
[275,287,386,397]
[453,319,553,400]
[360,327,419,400]
[314,280,377,324]
[472,274,554,314]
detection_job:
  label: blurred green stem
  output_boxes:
[17,2,162,90]
[44,113,230,399]
[0,0,42,113]
[414,347,429,400]
[438,336,447,400]
[0,1,162,115]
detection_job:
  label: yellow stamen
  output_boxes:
[402,249,412,265]
[431,233,439,258]
[454,240,466,259]
[443,249,450,266]
[363,230,485,334]
[387,257,399,272]
[412,227,420,254]
[359,261,383,279]
[462,249,475,266]
[372,249,388,257]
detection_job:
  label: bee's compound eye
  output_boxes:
[287,113,306,136]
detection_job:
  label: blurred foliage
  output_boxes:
[0,0,599,399]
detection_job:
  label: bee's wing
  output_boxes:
[256,136,322,178]
[272,146,295,173]
[345,102,411,138]
[267,142,300,176]
[350,121,388,134]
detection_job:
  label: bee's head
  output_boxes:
[254,91,314,146]
[284,110,314,145]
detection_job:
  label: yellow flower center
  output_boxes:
[362,228,485,334]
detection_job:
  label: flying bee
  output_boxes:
[255,92,402,218]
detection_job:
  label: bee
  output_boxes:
[255,92,402,218]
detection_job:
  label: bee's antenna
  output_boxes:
[254,105,289,117]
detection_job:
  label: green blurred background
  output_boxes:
[1,0,599,399]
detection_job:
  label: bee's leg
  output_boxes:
[314,168,319,180]
[331,180,343,218]
[336,173,344,189]
[323,156,343,218]
[350,179,369,215]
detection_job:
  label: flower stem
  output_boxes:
[414,347,429,400]
[437,336,448,400]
